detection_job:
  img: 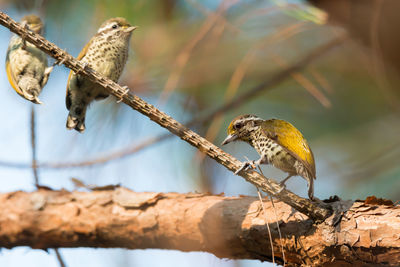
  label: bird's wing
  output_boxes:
[5,54,24,97]
[262,119,316,178]
[66,38,93,109]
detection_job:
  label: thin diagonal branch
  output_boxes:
[271,54,331,108]
[0,31,346,170]
[0,11,331,221]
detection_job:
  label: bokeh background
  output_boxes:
[0,0,399,266]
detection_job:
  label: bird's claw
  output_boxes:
[44,66,53,76]
[73,62,89,75]
[234,160,256,175]
[117,86,130,103]
[276,182,286,194]
[54,57,66,66]
[82,62,89,69]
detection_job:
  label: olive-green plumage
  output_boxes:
[222,114,316,200]
[66,17,136,132]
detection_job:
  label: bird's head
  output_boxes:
[222,114,263,145]
[21,15,44,34]
[97,17,137,40]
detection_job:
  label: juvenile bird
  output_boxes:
[6,15,52,104]
[222,114,316,200]
[66,17,136,132]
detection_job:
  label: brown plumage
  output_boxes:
[66,17,136,132]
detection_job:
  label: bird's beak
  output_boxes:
[221,134,238,145]
[124,26,138,33]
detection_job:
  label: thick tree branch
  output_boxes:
[0,12,330,221]
[0,189,399,266]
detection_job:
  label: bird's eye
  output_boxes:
[234,122,242,130]
[112,24,118,29]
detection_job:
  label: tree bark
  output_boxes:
[0,188,398,266]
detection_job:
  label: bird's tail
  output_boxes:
[18,77,42,104]
[306,174,314,201]
[66,107,86,133]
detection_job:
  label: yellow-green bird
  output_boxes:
[222,114,316,200]
[66,17,136,132]
[6,15,52,104]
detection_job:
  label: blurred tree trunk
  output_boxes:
[161,0,176,21]
[0,188,399,266]
[308,0,400,65]
[308,0,400,108]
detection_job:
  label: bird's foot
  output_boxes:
[235,160,257,175]
[276,181,287,194]
[44,66,54,76]
[81,62,90,70]
[247,203,263,217]
[53,56,67,67]
[116,86,130,103]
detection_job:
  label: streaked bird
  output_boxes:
[222,114,316,200]
[66,17,136,132]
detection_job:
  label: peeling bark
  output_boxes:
[0,188,399,266]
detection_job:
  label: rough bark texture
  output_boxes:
[0,188,399,266]
[0,11,336,222]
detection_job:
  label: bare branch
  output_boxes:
[0,29,345,171]
[54,249,67,267]
[0,11,332,221]
[271,54,331,108]
[0,189,399,266]
[52,30,345,170]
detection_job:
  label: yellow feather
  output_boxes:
[262,119,316,179]
[5,60,24,97]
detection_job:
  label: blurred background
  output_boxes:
[0,0,399,266]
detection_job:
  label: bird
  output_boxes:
[66,17,136,132]
[6,14,52,104]
[221,114,316,200]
